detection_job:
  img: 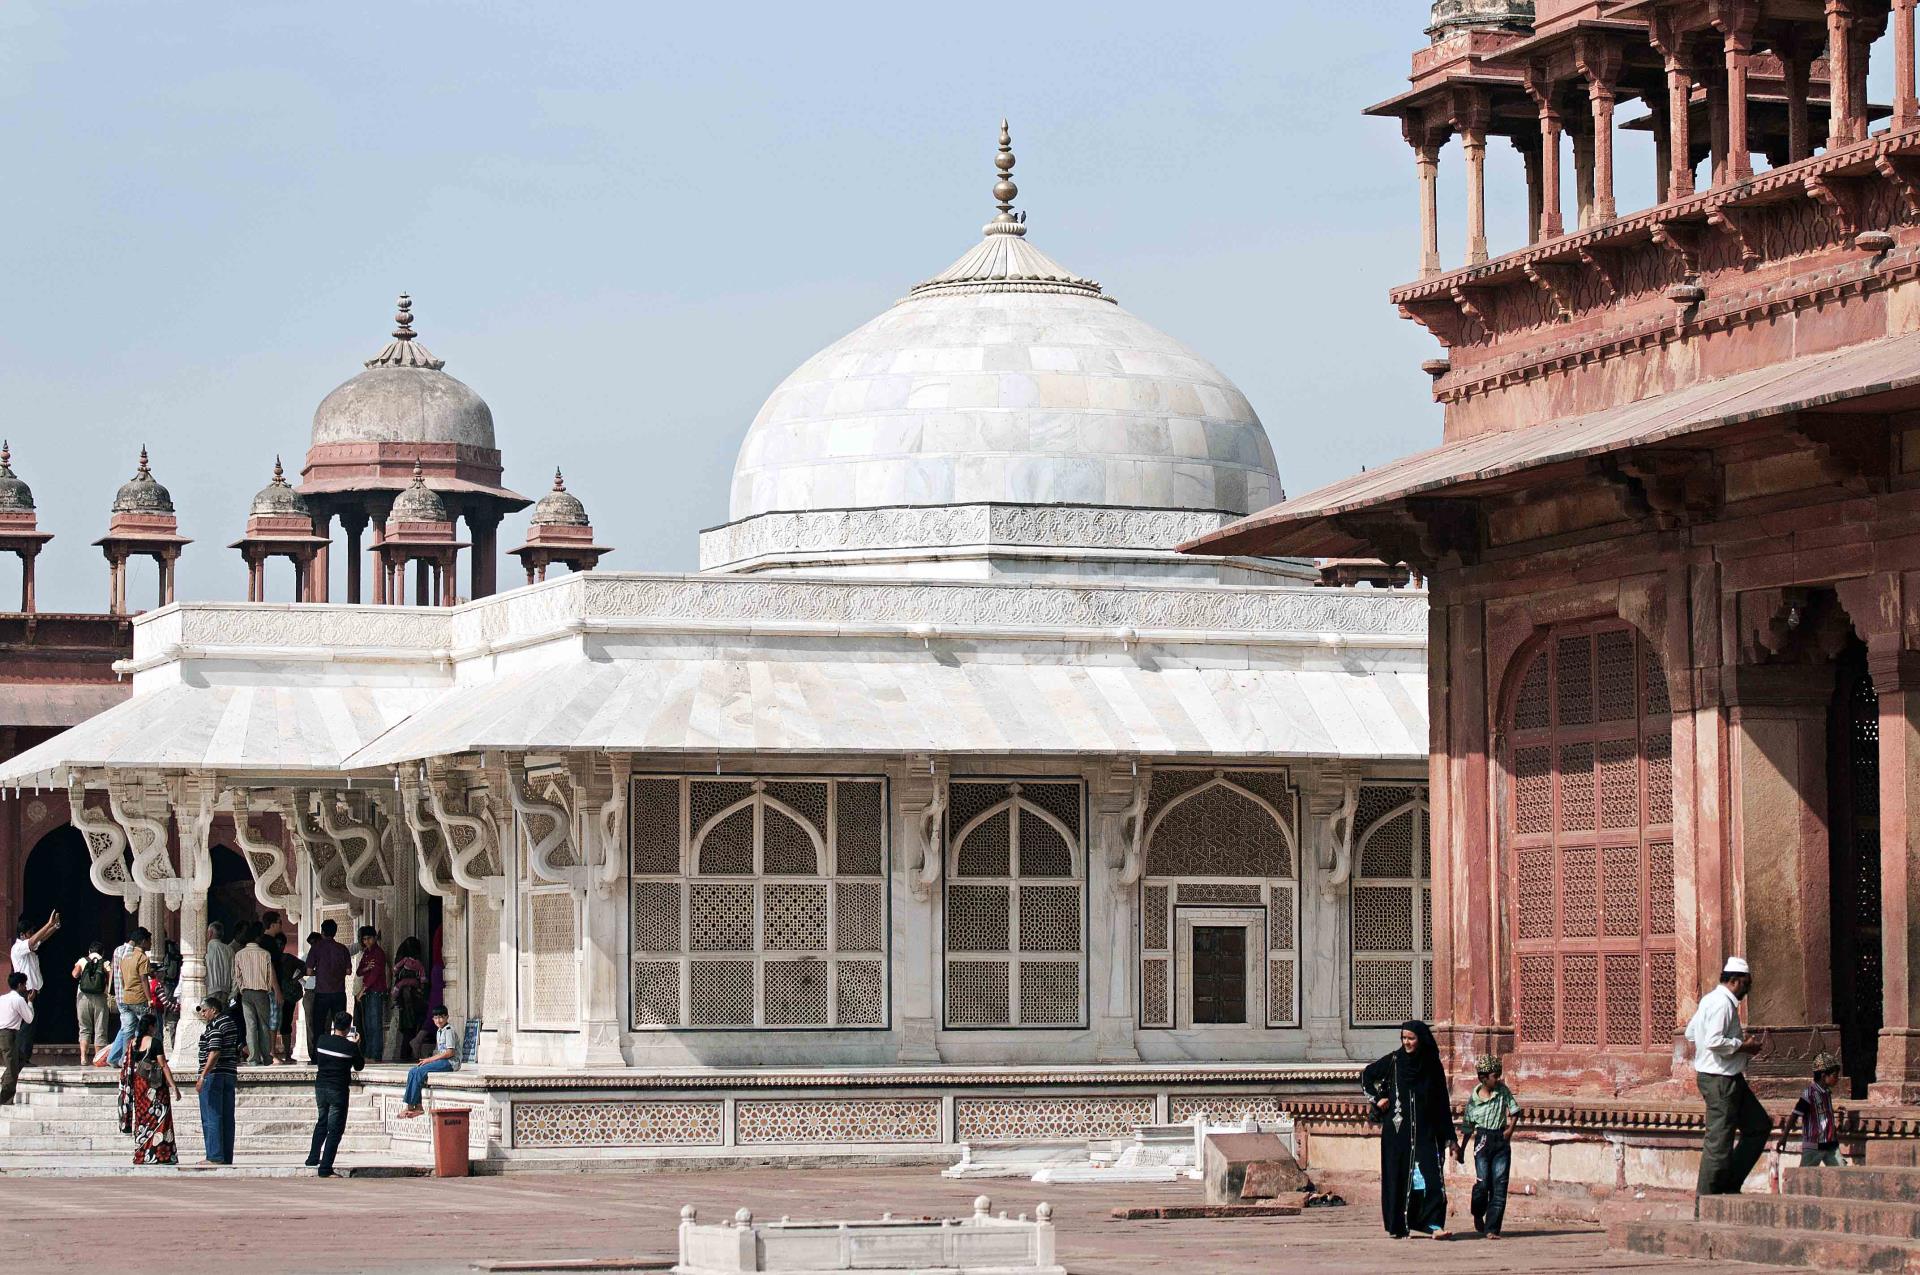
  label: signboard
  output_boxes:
[460,1018,482,1064]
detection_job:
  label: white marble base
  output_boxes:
[675,1198,1062,1274]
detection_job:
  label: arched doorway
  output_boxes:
[20,825,129,1048]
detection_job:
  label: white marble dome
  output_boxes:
[728,140,1280,524]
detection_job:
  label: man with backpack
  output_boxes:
[71,942,114,1066]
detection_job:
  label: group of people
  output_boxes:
[1362,954,1849,1241]
[1,909,458,1174]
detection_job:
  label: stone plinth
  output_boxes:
[1204,1131,1309,1205]
[675,1198,1063,1275]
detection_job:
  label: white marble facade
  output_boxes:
[0,131,1434,1150]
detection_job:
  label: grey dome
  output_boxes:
[249,457,311,517]
[1428,0,1533,41]
[0,443,33,512]
[310,295,497,449]
[112,448,174,514]
[530,469,589,526]
[389,464,449,523]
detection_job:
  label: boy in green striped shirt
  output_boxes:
[1456,1053,1521,1237]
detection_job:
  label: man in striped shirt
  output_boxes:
[194,996,243,1165]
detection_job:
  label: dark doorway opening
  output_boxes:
[207,844,262,941]
[1190,924,1247,1024]
[21,825,129,1048]
[1829,637,1882,1099]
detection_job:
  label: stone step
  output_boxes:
[1611,1218,1920,1273]
[1,1116,387,1137]
[1788,1165,1920,1204]
[1703,1191,1920,1241]
[12,1088,393,1109]
[0,1133,398,1153]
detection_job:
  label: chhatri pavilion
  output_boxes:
[0,126,1427,1160]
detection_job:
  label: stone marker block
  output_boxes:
[1204,1132,1310,1205]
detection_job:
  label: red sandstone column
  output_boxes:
[343,513,365,604]
[1572,126,1595,228]
[1589,78,1618,220]
[1666,55,1695,196]
[1464,130,1488,264]
[1871,648,1920,1099]
[1536,97,1564,238]
[1723,666,1838,1088]
[1828,0,1857,148]
[1722,25,1754,182]
[1417,142,1442,276]
[20,548,33,613]
[469,510,500,600]
[1898,0,1919,132]
[1782,44,1812,161]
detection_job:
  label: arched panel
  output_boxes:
[1503,618,1675,1054]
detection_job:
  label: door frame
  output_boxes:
[1174,906,1264,1030]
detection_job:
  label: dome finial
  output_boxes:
[988,118,1024,235]
[135,445,151,479]
[410,458,425,484]
[552,467,566,492]
[272,454,285,484]
[0,441,11,475]
[365,293,445,370]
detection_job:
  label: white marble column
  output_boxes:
[577,776,628,1067]
[167,782,217,1070]
[894,759,943,1063]
[1302,765,1356,1061]
[488,787,520,1065]
[1090,762,1143,1063]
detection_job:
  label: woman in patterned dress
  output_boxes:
[118,1012,178,1165]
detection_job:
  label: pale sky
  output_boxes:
[1,1,1780,611]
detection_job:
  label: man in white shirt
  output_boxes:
[9,911,58,1066]
[0,970,35,1104]
[1684,956,1770,1195]
[203,923,234,1006]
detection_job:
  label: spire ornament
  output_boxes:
[365,292,446,370]
[987,119,1026,237]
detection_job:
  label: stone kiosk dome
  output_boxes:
[701,124,1301,583]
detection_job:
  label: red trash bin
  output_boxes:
[430,1107,472,1178]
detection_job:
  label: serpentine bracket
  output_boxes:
[68,778,137,913]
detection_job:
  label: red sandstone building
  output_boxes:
[0,300,607,1047]
[1197,0,1920,1108]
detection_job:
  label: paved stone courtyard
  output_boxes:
[4,1165,1764,1274]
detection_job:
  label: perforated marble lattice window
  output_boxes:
[1138,768,1300,1029]
[627,775,888,1029]
[521,889,579,1027]
[468,899,505,1025]
[1503,620,1675,1054]
[943,780,1086,1029]
[1351,789,1433,1027]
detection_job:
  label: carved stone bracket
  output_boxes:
[1707,205,1762,267]
[226,788,301,916]
[510,760,582,889]
[1591,449,1722,529]
[1784,412,1892,493]
[315,791,388,902]
[1089,758,1150,891]
[106,772,184,908]
[67,779,137,913]
[1577,244,1623,301]
[396,772,456,901]
[1524,261,1580,322]
[1336,498,1481,573]
[1876,153,1920,216]
[1399,297,1477,348]
[425,770,506,908]
[1650,217,1708,278]
[1318,776,1361,902]
[901,756,948,903]
[1805,172,1865,238]
[288,790,352,907]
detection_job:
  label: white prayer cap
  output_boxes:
[1722,956,1751,975]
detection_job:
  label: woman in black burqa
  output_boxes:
[1362,1019,1453,1238]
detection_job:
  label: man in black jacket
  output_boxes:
[306,1011,364,1177]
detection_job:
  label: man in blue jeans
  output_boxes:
[398,1005,457,1117]
[193,996,242,1165]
